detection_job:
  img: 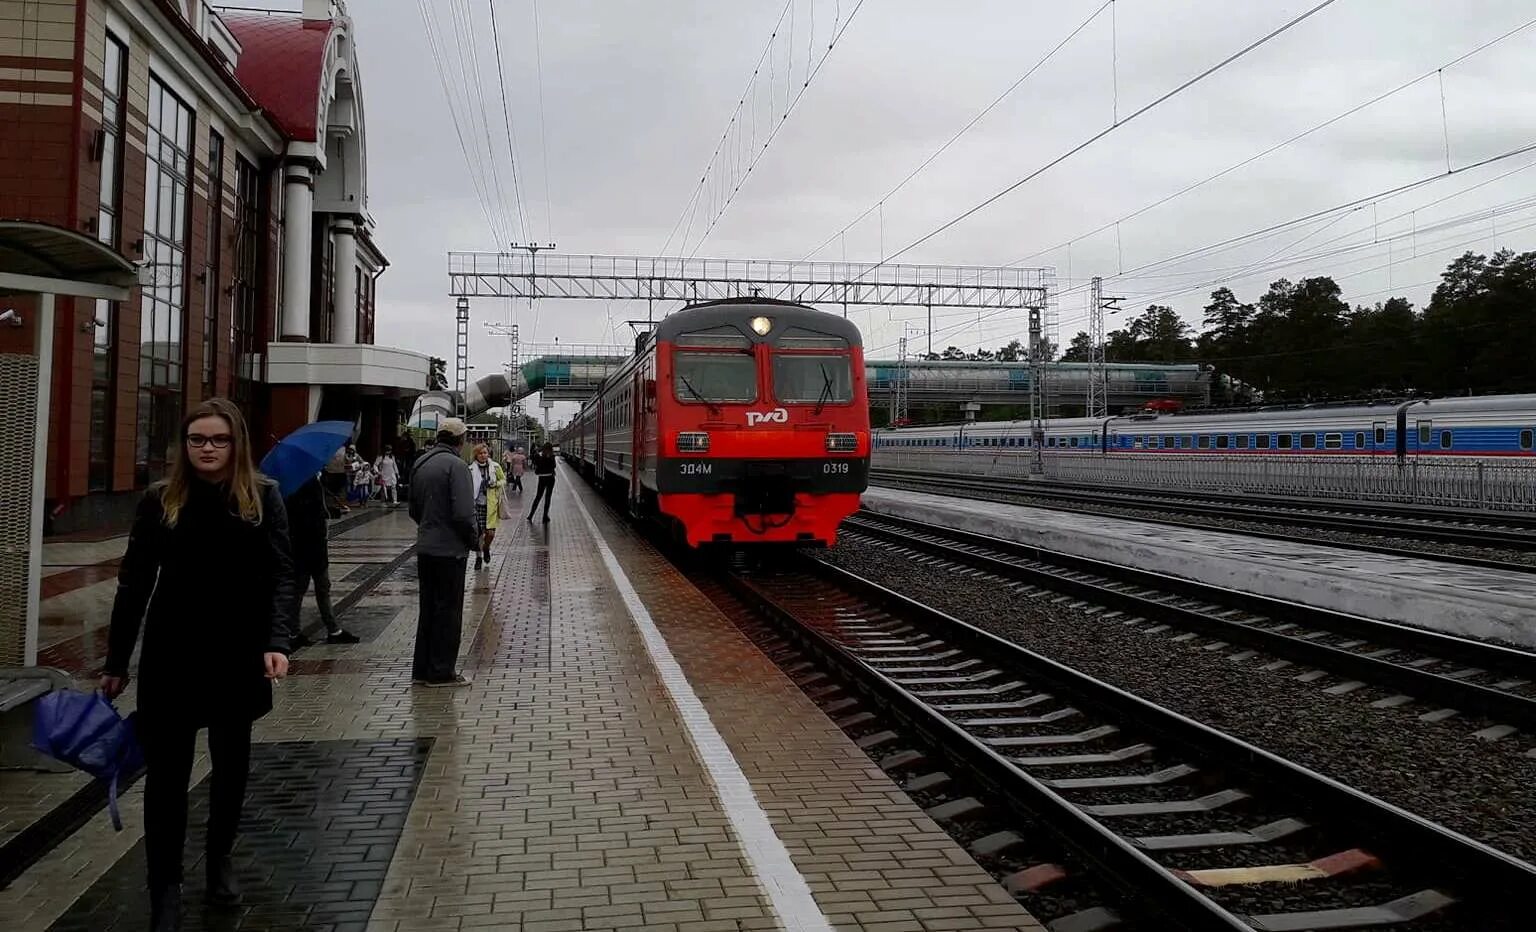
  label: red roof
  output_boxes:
[222,12,335,143]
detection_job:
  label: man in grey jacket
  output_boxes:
[407,418,477,687]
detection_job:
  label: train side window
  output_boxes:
[1215,435,1229,450]
[1354,432,1366,449]
[1277,434,1292,450]
[1522,429,1534,450]
[1439,429,1452,450]
[1070,437,1079,448]
[1256,434,1271,450]
[1197,435,1210,449]
[1324,433,1343,449]
[1301,434,1317,449]
[1418,421,1432,445]
[1235,435,1249,449]
[1374,426,1386,445]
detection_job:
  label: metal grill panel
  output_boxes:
[0,353,40,666]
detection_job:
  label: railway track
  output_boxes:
[720,555,1536,931]
[840,511,1536,734]
[869,467,1536,569]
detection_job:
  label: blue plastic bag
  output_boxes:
[31,690,143,830]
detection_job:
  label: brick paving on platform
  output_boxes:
[0,472,1042,931]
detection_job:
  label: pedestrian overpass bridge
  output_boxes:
[511,352,1209,414]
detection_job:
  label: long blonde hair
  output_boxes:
[158,397,265,527]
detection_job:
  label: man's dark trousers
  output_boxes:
[414,554,467,682]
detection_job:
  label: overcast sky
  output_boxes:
[283,0,1536,422]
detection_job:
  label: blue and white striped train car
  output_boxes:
[874,394,1536,460]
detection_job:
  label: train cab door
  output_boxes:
[1372,421,1386,455]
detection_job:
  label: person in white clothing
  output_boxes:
[375,446,401,505]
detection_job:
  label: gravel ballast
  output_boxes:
[820,537,1536,865]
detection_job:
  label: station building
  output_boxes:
[0,0,427,534]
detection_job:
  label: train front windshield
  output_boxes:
[674,351,757,403]
[774,354,853,404]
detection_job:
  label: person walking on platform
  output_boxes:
[407,418,476,688]
[100,398,297,930]
[284,475,360,647]
[506,446,526,493]
[469,443,505,570]
[526,442,557,523]
[375,445,400,505]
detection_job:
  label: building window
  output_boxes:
[137,75,194,486]
[231,156,261,407]
[202,129,224,400]
[90,32,128,492]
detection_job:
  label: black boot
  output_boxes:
[149,883,182,931]
[207,854,240,907]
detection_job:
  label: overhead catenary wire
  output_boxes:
[799,0,1114,261]
[486,0,529,242]
[857,0,1343,276]
[659,0,795,256]
[417,0,507,244]
[446,0,517,244]
[1009,13,1536,270]
[532,0,556,240]
[684,0,871,257]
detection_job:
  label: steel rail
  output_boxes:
[844,512,1536,729]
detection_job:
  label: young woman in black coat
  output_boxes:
[100,398,298,931]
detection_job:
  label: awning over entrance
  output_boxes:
[0,219,139,299]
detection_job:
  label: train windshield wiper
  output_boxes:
[680,375,721,416]
[812,364,836,416]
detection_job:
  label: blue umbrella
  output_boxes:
[260,420,355,497]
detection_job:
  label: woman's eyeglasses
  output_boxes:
[186,434,233,449]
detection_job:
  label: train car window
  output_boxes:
[1256,434,1271,449]
[1324,433,1343,449]
[1374,426,1386,445]
[774,354,853,404]
[674,352,757,403]
[1070,437,1080,448]
[676,326,752,349]
[1522,429,1534,450]
[1196,435,1209,449]
[1301,434,1317,449]
[1418,421,1432,445]
[1236,435,1249,449]
[1215,435,1229,449]
[1439,429,1452,450]
[1278,434,1293,449]
[1355,432,1366,449]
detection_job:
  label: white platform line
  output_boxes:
[568,484,834,932]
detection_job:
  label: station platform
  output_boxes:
[862,485,1536,648]
[1,469,1041,932]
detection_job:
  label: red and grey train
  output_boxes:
[560,298,870,546]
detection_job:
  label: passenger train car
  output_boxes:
[875,394,1536,459]
[560,298,870,546]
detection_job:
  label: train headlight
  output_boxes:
[677,431,710,453]
[749,315,773,336]
[826,432,858,453]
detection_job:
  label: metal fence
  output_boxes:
[872,450,1536,513]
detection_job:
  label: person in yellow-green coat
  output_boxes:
[468,443,505,570]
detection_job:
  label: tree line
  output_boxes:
[925,250,1536,403]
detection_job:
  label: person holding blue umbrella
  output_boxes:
[260,421,363,648]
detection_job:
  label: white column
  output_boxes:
[332,219,358,344]
[281,164,313,340]
[24,293,55,666]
